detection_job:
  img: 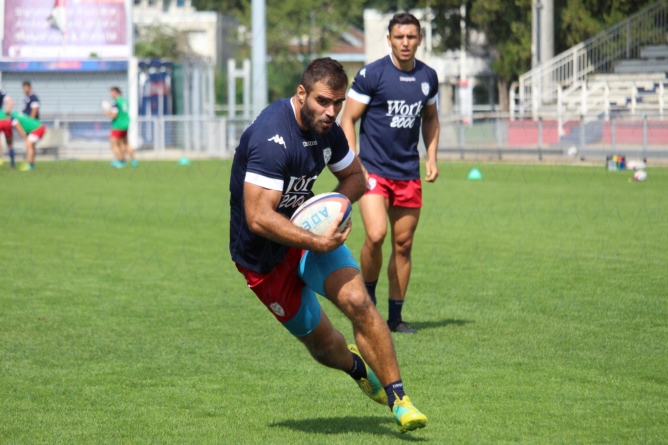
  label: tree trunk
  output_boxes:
[497,78,509,112]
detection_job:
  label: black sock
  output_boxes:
[388,299,403,323]
[364,280,378,306]
[345,351,368,381]
[385,380,405,409]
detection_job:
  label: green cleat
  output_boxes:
[393,395,428,433]
[348,344,388,406]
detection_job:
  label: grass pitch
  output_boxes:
[1,160,667,444]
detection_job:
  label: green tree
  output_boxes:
[192,0,366,101]
[135,26,194,60]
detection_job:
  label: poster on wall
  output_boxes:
[3,0,129,61]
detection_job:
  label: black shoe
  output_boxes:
[388,320,417,334]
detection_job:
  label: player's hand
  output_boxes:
[425,159,439,182]
[313,212,351,253]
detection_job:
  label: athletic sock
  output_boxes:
[345,351,368,381]
[384,380,406,409]
[8,148,15,168]
[364,280,378,306]
[388,299,404,323]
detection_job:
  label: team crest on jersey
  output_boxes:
[269,302,285,317]
[421,82,430,96]
[323,148,332,164]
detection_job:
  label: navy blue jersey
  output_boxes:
[23,93,40,118]
[0,90,7,109]
[230,98,355,274]
[348,55,438,180]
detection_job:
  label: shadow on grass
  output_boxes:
[270,416,428,441]
[409,319,474,331]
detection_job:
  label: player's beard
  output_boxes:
[300,100,334,135]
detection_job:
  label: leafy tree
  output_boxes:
[192,0,366,101]
[135,26,194,60]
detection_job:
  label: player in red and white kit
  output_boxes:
[341,13,440,334]
[0,89,15,168]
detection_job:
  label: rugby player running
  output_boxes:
[341,13,440,334]
[229,58,427,432]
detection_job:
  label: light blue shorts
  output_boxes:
[283,244,359,337]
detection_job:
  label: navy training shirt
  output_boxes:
[348,55,438,180]
[0,90,8,109]
[23,93,40,118]
[229,98,355,274]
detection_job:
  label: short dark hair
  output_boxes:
[299,57,348,95]
[22,80,31,87]
[110,86,122,95]
[388,12,421,35]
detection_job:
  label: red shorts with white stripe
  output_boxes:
[364,173,422,208]
[27,125,46,142]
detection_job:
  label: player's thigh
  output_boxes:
[359,193,389,243]
[322,266,372,320]
[388,206,420,246]
[299,245,360,298]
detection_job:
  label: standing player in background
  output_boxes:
[22,81,40,119]
[11,111,46,171]
[103,87,137,168]
[341,13,440,334]
[230,58,427,432]
[0,89,15,167]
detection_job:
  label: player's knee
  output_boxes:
[365,228,386,248]
[394,236,414,257]
[341,289,374,320]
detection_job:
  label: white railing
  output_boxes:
[512,0,668,119]
[24,116,254,160]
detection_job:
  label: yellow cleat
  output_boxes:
[348,344,388,406]
[393,395,428,433]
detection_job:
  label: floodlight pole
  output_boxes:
[252,0,267,117]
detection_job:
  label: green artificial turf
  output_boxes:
[1,160,666,444]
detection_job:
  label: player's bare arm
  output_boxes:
[104,109,118,119]
[12,121,26,139]
[30,106,38,119]
[340,98,367,153]
[332,156,366,204]
[244,182,350,254]
[421,102,440,182]
[4,96,13,113]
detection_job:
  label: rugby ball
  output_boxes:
[290,192,352,236]
[633,170,647,182]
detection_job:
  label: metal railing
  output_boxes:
[511,0,668,119]
[15,116,254,159]
[438,113,668,160]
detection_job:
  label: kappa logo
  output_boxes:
[421,82,430,96]
[268,134,287,149]
[323,148,332,164]
[269,302,285,317]
[359,68,366,77]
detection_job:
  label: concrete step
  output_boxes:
[640,45,668,59]
[614,59,668,73]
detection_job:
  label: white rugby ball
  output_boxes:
[633,170,647,182]
[101,100,112,111]
[290,192,352,236]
